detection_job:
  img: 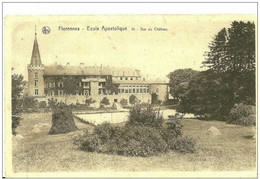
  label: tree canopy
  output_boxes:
[169,21,255,120]
[168,68,199,100]
[12,74,24,135]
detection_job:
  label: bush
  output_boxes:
[120,98,128,107]
[23,96,38,110]
[101,97,110,105]
[75,106,195,157]
[228,103,256,126]
[129,95,138,105]
[49,103,78,134]
[99,104,105,109]
[48,98,58,110]
[70,103,94,111]
[126,106,164,129]
[79,123,167,157]
[85,98,96,106]
[12,74,24,135]
[71,129,89,147]
[161,117,183,142]
[39,101,47,108]
[140,102,150,108]
[151,93,159,104]
[164,99,178,105]
[167,136,195,154]
[114,126,167,157]
[12,116,22,135]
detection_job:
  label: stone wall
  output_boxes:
[36,93,151,108]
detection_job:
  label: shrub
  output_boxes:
[129,95,138,105]
[114,126,167,157]
[79,123,122,153]
[69,103,94,111]
[71,129,89,147]
[92,122,122,143]
[151,93,159,104]
[164,99,178,105]
[79,123,167,157]
[167,136,196,154]
[99,104,105,109]
[228,103,256,126]
[39,101,47,108]
[140,102,150,108]
[23,96,38,110]
[48,98,58,110]
[101,97,110,105]
[12,74,24,135]
[76,106,195,157]
[120,98,128,107]
[49,103,78,134]
[85,98,96,106]
[126,106,164,129]
[161,117,183,142]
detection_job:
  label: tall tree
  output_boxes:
[168,68,199,100]
[12,74,24,135]
[175,21,255,120]
[203,21,255,105]
[177,70,233,120]
[203,28,228,73]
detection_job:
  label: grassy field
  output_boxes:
[13,112,256,173]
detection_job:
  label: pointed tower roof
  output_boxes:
[30,27,42,65]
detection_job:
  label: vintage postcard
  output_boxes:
[4,14,257,177]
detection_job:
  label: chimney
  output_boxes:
[101,64,103,70]
[66,62,70,66]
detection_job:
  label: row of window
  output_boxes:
[47,90,90,96]
[48,82,64,88]
[98,89,112,95]
[119,77,140,81]
[120,85,149,88]
[37,88,150,96]
[47,82,106,88]
[118,88,150,94]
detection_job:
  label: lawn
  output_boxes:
[13,112,256,173]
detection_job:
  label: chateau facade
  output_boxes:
[27,33,169,107]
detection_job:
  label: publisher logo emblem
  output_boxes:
[42,26,51,34]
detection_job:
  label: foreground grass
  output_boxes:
[13,113,256,172]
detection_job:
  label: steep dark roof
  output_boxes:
[44,66,111,76]
[44,65,141,76]
[30,35,42,65]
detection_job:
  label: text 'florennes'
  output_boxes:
[58,26,168,32]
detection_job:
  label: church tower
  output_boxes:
[27,27,45,97]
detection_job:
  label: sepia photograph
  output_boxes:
[3,3,257,178]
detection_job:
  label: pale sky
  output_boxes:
[6,15,256,81]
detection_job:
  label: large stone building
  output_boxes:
[27,33,169,107]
